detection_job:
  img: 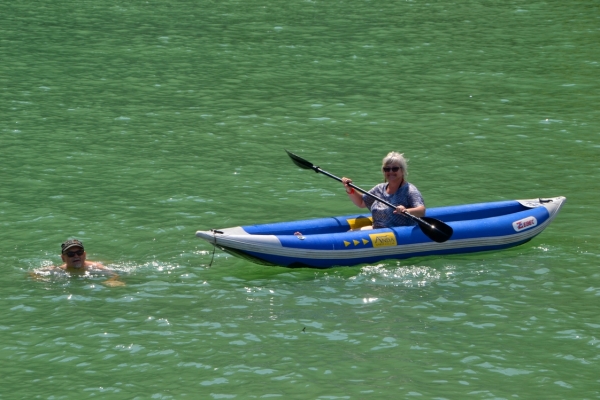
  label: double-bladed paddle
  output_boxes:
[285,150,453,243]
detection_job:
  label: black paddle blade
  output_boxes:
[419,217,454,243]
[285,150,317,171]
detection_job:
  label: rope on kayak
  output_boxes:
[208,245,216,267]
[208,230,223,267]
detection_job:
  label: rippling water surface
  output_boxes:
[2,0,599,398]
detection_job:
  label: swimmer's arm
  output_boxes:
[28,265,57,281]
[91,263,126,287]
[103,273,126,287]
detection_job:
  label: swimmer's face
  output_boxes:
[61,247,86,268]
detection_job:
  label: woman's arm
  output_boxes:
[342,177,366,208]
[394,204,426,218]
[395,184,426,217]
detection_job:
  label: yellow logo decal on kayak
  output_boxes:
[344,241,351,247]
[347,216,373,230]
[369,232,397,248]
[353,240,359,246]
[362,239,369,245]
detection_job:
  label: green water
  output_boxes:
[2,0,599,398]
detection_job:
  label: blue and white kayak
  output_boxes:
[195,196,566,268]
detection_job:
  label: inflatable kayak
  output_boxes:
[195,196,566,268]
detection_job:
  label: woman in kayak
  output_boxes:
[342,151,425,230]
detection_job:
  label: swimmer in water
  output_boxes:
[31,239,124,287]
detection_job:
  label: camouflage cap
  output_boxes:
[61,239,84,253]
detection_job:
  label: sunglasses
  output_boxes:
[65,249,84,257]
[382,166,401,172]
